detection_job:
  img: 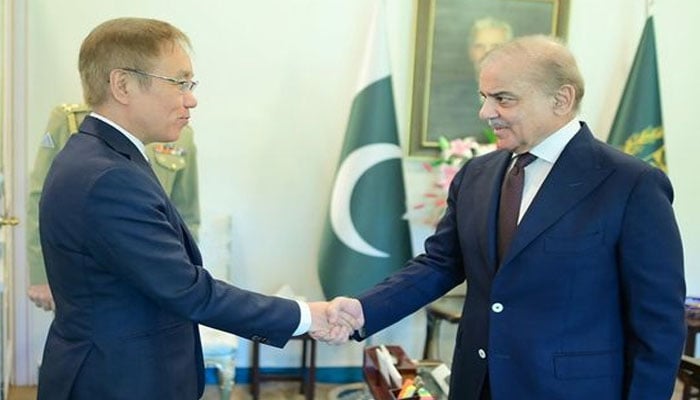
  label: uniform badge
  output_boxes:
[40,132,55,149]
[153,143,186,156]
[153,143,187,171]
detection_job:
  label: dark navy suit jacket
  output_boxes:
[37,116,299,399]
[357,123,685,399]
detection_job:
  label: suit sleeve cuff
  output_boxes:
[292,299,311,336]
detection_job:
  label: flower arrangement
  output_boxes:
[411,135,496,226]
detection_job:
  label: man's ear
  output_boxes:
[108,69,132,105]
[553,84,575,115]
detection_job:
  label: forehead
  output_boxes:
[479,56,530,92]
[154,44,193,77]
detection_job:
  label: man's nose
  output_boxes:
[478,99,495,120]
[184,91,197,109]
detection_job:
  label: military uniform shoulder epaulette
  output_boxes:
[58,103,90,114]
[57,103,91,134]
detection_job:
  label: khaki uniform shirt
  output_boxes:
[27,104,201,284]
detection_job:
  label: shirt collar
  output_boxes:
[529,118,581,164]
[89,112,149,161]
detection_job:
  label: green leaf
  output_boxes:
[438,136,450,150]
[483,128,497,144]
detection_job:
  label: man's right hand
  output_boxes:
[307,297,365,345]
[27,284,55,311]
[327,296,364,334]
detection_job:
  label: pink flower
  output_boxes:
[410,135,496,227]
[443,137,477,159]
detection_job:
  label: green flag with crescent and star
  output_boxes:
[607,16,667,172]
[317,4,411,299]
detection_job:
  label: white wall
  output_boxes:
[655,3,700,298]
[16,0,700,382]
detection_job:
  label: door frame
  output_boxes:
[3,0,32,387]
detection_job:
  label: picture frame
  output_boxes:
[408,0,570,157]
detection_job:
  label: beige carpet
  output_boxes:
[7,380,687,400]
[8,382,360,400]
[203,380,686,400]
[203,382,367,400]
[205,381,686,400]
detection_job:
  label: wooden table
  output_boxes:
[250,333,316,400]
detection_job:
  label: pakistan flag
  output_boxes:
[608,16,667,172]
[317,4,411,299]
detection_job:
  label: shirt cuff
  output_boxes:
[293,299,311,336]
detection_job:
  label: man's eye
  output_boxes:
[496,96,515,105]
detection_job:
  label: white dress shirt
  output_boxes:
[515,118,581,223]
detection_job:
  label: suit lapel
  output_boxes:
[456,151,512,274]
[78,116,201,264]
[80,116,143,160]
[79,116,161,185]
[502,125,614,265]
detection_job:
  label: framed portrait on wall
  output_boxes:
[408,0,570,157]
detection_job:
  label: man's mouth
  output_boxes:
[488,119,508,131]
[492,125,509,136]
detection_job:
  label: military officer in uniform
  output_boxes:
[26,103,200,311]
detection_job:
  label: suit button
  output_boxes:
[251,335,261,341]
[478,349,486,359]
[491,303,504,313]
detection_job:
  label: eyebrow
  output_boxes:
[174,70,194,80]
[481,90,517,98]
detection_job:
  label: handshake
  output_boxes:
[307,297,364,345]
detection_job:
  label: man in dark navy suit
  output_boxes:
[37,18,357,400]
[327,35,685,400]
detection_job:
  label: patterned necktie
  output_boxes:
[498,152,537,263]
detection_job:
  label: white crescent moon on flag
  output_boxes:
[330,143,402,258]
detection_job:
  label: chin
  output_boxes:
[158,130,181,143]
[495,139,510,151]
[168,132,182,142]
